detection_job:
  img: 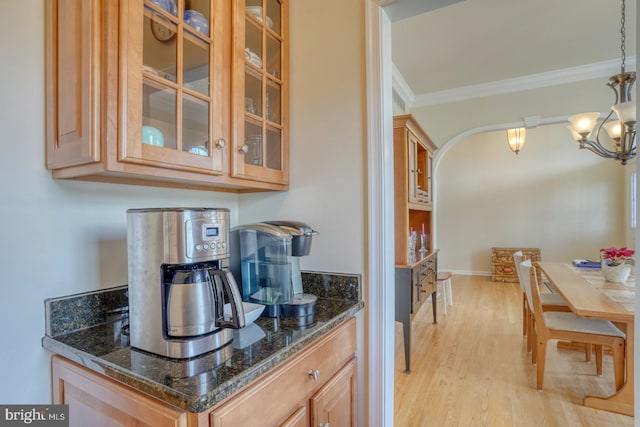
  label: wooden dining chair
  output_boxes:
[513,252,570,357]
[519,261,625,391]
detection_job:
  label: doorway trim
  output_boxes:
[365,0,395,425]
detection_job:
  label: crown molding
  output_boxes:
[392,63,415,108]
[408,56,637,108]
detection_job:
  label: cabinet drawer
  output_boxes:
[418,255,436,302]
[420,274,436,296]
[210,318,356,426]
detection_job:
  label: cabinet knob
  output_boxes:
[307,369,320,381]
[215,138,226,149]
[239,144,249,153]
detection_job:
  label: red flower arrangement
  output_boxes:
[600,247,635,266]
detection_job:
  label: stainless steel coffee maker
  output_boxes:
[230,221,318,326]
[127,208,245,359]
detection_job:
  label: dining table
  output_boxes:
[536,261,635,417]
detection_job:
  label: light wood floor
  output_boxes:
[394,274,634,427]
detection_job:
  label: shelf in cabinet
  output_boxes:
[408,202,432,212]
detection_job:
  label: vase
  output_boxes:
[600,260,632,283]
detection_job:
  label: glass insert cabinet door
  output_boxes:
[232,0,288,184]
[120,0,227,174]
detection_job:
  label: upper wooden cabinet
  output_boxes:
[231,0,289,184]
[45,0,289,191]
[393,114,438,265]
[394,115,436,210]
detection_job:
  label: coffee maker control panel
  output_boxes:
[185,218,229,261]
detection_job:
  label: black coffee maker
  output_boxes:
[230,220,318,326]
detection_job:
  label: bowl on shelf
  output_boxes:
[184,10,209,36]
[188,145,208,156]
[141,125,164,147]
[245,6,274,29]
[246,6,263,18]
[166,0,177,16]
[244,48,263,68]
[148,0,176,16]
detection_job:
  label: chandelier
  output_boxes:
[567,0,636,165]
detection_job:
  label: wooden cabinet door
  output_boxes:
[51,355,187,427]
[407,131,419,204]
[231,0,289,185]
[426,150,433,205]
[119,0,227,174]
[45,0,101,169]
[279,406,308,427]
[310,358,357,427]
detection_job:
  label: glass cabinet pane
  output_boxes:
[144,12,177,82]
[183,35,210,96]
[245,72,262,117]
[245,21,263,70]
[266,35,281,79]
[266,0,281,34]
[143,82,177,149]
[416,143,427,202]
[266,83,280,123]
[408,137,417,201]
[182,94,209,155]
[266,127,281,170]
[244,121,263,166]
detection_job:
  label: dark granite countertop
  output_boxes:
[42,272,363,413]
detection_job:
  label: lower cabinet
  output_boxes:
[309,358,357,427]
[51,318,357,427]
[51,355,187,427]
[210,318,357,426]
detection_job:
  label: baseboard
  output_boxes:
[438,270,491,276]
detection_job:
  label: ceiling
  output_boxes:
[390,0,637,108]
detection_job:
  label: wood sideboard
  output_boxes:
[395,250,438,373]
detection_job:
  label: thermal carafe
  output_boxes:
[230,221,318,325]
[127,208,245,359]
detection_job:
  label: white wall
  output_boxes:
[0,0,367,407]
[436,124,625,273]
